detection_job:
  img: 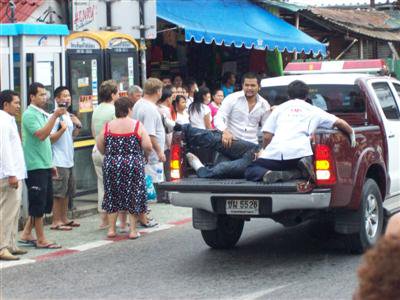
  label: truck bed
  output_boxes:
[157,177,315,194]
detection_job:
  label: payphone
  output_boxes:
[12,23,69,111]
[0,24,16,91]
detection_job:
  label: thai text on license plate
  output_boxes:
[225,199,259,215]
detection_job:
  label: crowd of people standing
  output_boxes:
[0,71,232,260]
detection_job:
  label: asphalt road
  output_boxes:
[2,219,361,300]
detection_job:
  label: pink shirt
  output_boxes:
[208,102,220,129]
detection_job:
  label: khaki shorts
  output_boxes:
[52,167,76,199]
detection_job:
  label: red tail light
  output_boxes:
[315,144,336,185]
[170,144,181,180]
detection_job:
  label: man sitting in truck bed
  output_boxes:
[181,72,271,178]
[245,80,357,183]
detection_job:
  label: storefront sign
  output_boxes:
[72,0,107,31]
[79,95,93,112]
[108,38,136,50]
[66,37,101,50]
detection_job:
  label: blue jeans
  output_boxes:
[245,158,300,182]
[182,125,259,179]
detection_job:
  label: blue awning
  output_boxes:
[157,0,326,56]
[0,24,18,36]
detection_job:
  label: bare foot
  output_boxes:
[107,229,117,238]
[99,223,109,230]
[128,231,141,239]
[20,234,36,241]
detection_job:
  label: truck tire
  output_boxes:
[346,179,383,254]
[201,215,244,249]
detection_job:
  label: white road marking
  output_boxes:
[231,284,291,300]
[139,224,175,234]
[2,222,179,270]
[69,240,114,251]
[0,259,36,269]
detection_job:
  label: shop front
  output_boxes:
[151,0,327,87]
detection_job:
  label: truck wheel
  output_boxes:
[201,215,244,249]
[346,179,383,254]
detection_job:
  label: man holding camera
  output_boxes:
[49,86,82,231]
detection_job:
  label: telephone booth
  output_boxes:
[65,31,140,193]
[0,24,17,90]
[65,32,105,193]
[103,32,139,96]
[12,24,69,111]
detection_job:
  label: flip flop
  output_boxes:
[18,239,37,246]
[64,220,80,227]
[128,232,141,240]
[36,243,62,249]
[50,225,72,231]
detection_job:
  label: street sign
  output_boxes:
[110,0,157,39]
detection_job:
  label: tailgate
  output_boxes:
[157,177,306,194]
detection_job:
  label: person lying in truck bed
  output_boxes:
[245,80,357,183]
[174,72,271,179]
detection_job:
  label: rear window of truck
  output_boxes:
[260,84,365,113]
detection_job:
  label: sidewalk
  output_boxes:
[5,195,192,266]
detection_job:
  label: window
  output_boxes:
[393,83,400,99]
[372,82,400,120]
[260,84,365,113]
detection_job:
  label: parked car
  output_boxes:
[158,73,400,253]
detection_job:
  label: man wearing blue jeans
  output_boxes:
[183,125,259,178]
[183,72,271,179]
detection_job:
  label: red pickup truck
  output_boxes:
[158,73,400,253]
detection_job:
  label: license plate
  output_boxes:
[225,199,259,215]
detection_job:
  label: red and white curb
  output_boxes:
[0,218,192,270]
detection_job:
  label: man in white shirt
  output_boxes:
[245,80,356,183]
[50,86,82,231]
[0,90,28,260]
[181,72,271,178]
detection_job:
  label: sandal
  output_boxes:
[50,225,72,231]
[64,220,80,227]
[19,239,37,246]
[128,232,141,240]
[36,243,62,249]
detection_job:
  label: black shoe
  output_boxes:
[297,156,315,182]
[262,170,301,183]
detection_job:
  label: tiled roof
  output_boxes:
[300,7,400,41]
[0,0,44,24]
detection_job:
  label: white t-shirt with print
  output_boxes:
[189,104,211,129]
[259,99,338,160]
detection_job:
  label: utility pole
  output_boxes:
[370,0,375,7]
[9,0,16,23]
[139,0,147,84]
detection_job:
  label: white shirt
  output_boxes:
[0,110,27,180]
[132,98,165,164]
[189,104,211,129]
[176,111,190,125]
[259,99,338,160]
[214,91,271,144]
[51,112,74,168]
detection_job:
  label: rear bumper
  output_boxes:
[168,191,331,214]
